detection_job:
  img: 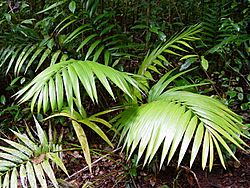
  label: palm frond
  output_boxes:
[61,12,137,66]
[45,108,116,172]
[0,117,68,188]
[0,42,66,76]
[81,0,100,17]
[138,24,202,77]
[116,91,249,171]
[14,60,140,114]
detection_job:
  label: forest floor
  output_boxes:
[58,139,250,188]
[57,112,250,188]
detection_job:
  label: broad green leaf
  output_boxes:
[89,117,112,128]
[167,110,192,165]
[85,40,102,60]
[0,146,29,161]
[190,122,204,167]
[34,116,48,148]
[0,160,16,168]
[69,1,76,13]
[31,90,41,112]
[37,87,44,114]
[33,164,47,188]
[49,78,57,112]
[35,48,51,72]
[12,131,38,151]
[202,129,213,170]
[77,34,98,52]
[0,153,23,163]
[51,50,61,65]
[211,135,226,169]
[64,24,91,44]
[24,47,45,74]
[176,40,193,49]
[0,46,14,67]
[73,62,97,102]
[37,1,66,14]
[93,45,105,62]
[20,164,27,188]
[169,44,188,52]
[178,116,198,166]
[41,160,59,188]
[26,161,37,188]
[15,45,36,76]
[6,47,22,74]
[43,83,49,113]
[104,50,110,65]
[72,121,92,172]
[208,134,214,171]
[13,45,31,76]
[0,167,9,172]
[68,64,82,114]
[1,138,33,156]
[55,72,64,111]
[57,19,76,34]
[2,171,9,188]
[78,119,113,147]
[180,54,198,61]
[47,153,68,176]
[10,168,18,188]
[149,104,184,165]
[62,68,74,113]
[201,56,209,71]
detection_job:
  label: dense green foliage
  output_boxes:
[0,0,249,187]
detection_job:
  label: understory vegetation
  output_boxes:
[0,0,249,187]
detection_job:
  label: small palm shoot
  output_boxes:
[0,117,68,188]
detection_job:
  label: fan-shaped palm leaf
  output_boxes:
[0,117,68,188]
[116,91,249,171]
[14,60,140,114]
[115,70,249,171]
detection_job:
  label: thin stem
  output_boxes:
[65,147,121,180]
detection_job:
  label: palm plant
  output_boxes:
[115,69,249,171]
[0,117,68,188]
[0,0,249,179]
[14,23,249,173]
[12,58,142,171]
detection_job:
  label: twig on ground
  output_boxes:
[65,147,121,181]
[179,165,201,188]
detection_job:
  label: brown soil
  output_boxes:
[58,139,250,188]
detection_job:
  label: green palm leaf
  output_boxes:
[44,108,116,172]
[15,60,140,114]
[116,91,248,171]
[0,117,68,188]
[138,24,202,77]
[0,43,66,76]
